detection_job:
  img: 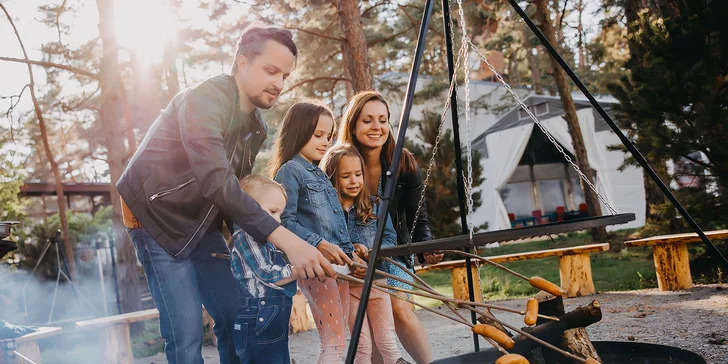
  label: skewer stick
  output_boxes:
[441,250,565,296]
[441,249,529,281]
[337,273,509,355]
[367,274,556,320]
[376,258,473,324]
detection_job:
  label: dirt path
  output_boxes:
[136,285,728,363]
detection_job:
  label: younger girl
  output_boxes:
[321,144,406,364]
[269,100,363,363]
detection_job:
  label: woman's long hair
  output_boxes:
[337,90,418,175]
[268,100,335,177]
[320,144,376,223]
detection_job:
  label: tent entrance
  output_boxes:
[499,128,593,225]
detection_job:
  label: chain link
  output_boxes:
[466,38,617,215]
[409,40,467,238]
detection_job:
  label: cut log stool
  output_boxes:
[624,229,728,291]
[417,243,610,298]
[416,260,482,302]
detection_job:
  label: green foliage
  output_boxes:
[608,1,728,234]
[406,110,486,239]
[16,206,112,279]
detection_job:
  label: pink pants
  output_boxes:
[348,281,401,364]
[299,278,350,363]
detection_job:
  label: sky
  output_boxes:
[0,0,235,181]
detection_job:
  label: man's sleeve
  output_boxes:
[179,80,279,243]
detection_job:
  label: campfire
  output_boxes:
[337,251,709,364]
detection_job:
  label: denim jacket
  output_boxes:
[345,197,397,276]
[275,155,353,254]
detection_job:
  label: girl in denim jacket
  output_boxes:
[269,100,364,363]
[321,144,407,364]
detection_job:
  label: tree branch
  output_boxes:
[680,153,714,170]
[1,2,76,279]
[0,56,98,79]
[291,27,344,42]
[558,0,570,33]
[281,76,350,96]
[362,0,389,18]
[368,24,418,47]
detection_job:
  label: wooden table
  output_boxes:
[9,326,63,364]
[624,229,728,291]
[76,309,160,364]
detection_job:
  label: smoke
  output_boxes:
[1,247,135,363]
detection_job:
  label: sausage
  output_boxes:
[528,276,564,297]
[471,324,515,350]
[583,358,601,364]
[495,353,529,364]
[524,297,538,326]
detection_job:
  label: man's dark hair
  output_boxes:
[231,23,297,74]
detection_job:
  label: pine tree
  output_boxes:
[406,110,486,238]
[608,0,728,232]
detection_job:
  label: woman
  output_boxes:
[338,90,444,364]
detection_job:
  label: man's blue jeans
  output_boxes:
[128,228,240,364]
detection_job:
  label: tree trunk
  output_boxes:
[164,41,180,97]
[96,0,142,314]
[534,0,606,241]
[644,159,671,225]
[333,0,374,92]
[0,4,75,280]
[523,29,544,95]
[577,0,585,71]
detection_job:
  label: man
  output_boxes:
[117,24,349,364]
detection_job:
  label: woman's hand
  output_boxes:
[353,244,369,261]
[423,250,444,264]
[317,240,354,266]
[350,254,368,279]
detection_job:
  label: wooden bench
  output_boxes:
[416,243,610,298]
[76,308,159,364]
[624,229,728,291]
[5,326,63,364]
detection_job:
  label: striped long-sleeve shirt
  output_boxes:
[230,228,296,298]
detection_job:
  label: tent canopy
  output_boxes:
[470,95,646,233]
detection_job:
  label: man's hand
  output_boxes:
[353,244,369,261]
[423,251,445,264]
[267,226,335,279]
[317,240,354,266]
[350,254,368,279]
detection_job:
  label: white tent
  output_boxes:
[470,95,646,232]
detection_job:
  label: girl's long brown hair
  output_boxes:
[320,144,376,223]
[268,100,335,177]
[337,90,418,175]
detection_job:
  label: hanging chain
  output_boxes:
[409,40,467,238]
[455,0,476,242]
[466,39,617,215]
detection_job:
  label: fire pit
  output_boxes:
[432,341,707,364]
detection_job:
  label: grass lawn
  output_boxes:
[414,229,660,306]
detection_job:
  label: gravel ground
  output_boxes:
[136,284,727,364]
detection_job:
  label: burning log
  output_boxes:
[504,295,601,360]
[526,293,602,363]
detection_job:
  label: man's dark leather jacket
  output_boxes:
[116,74,279,260]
